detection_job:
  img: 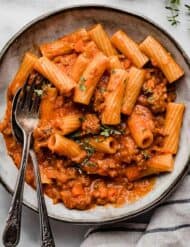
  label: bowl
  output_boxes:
[0,5,190,224]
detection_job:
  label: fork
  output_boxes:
[3,77,55,247]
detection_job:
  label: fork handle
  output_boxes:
[3,132,32,247]
[30,150,55,247]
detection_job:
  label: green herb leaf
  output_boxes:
[165,0,180,26]
[69,131,82,138]
[141,150,151,160]
[79,77,87,92]
[147,95,154,103]
[86,162,97,167]
[79,83,86,92]
[100,125,123,137]
[80,76,86,83]
[143,87,153,95]
[34,89,43,96]
[185,4,190,13]
[79,116,86,123]
[99,87,106,93]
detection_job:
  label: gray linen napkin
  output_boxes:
[81,173,190,247]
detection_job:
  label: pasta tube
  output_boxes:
[9,52,38,95]
[40,87,57,121]
[34,57,76,94]
[40,28,89,58]
[122,67,145,115]
[74,52,108,105]
[139,36,184,83]
[89,24,117,56]
[126,154,174,181]
[48,133,86,163]
[109,55,123,70]
[128,105,154,148]
[162,103,185,154]
[87,136,118,154]
[101,69,127,125]
[70,54,90,82]
[54,113,82,135]
[40,40,73,58]
[111,30,149,68]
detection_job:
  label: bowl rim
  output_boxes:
[0,4,190,225]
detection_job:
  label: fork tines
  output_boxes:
[16,72,45,116]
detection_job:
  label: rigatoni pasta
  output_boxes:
[40,28,89,58]
[40,87,57,121]
[111,30,149,68]
[126,154,174,181]
[87,136,118,154]
[74,52,108,105]
[89,24,117,56]
[139,36,184,83]
[162,103,185,154]
[70,54,90,81]
[48,133,86,163]
[128,105,154,148]
[40,40,73,59]
[0,23,185,210]
[34,57,76,95]
[109,55,123,70]
[122,67,145,115]
[101,69,127,125]
[9,52,38,96]
[54,113,82,135]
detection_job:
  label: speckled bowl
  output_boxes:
[0,5,190,224]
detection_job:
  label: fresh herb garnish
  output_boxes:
[85,162,97,167]
[79,116,86,123]
[79,77,87,92]
[95,137,100,142]
[100,125,123,137]
[165,0,180,26]
[79,83,86,92]
[80,140,95,165]
[147,95,155,103]
[80,76,86,83]
[185,4,190,14]
[111,69,116,74]
[34,89,43,96]
[99,87,106,93]
[141,150,151,160]
[83,144,95,156]
[69,131,82,139]
[144,87,153,95]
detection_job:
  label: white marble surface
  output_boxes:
[0,0,189,246]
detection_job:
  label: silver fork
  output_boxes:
[3,79,55,247]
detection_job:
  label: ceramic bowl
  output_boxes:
[0,5,190,224]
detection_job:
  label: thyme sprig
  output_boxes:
[165,0,181,26]
[185,4,190,14]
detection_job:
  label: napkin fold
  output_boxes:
[81,172,190,247]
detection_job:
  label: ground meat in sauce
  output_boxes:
[117,136,138,164]
[81,114,100,134]
[138,68,171,113]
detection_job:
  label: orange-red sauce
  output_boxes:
[0,29,178,210]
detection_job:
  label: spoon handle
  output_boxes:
[3,132,31,247]
[30,150,55,247]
